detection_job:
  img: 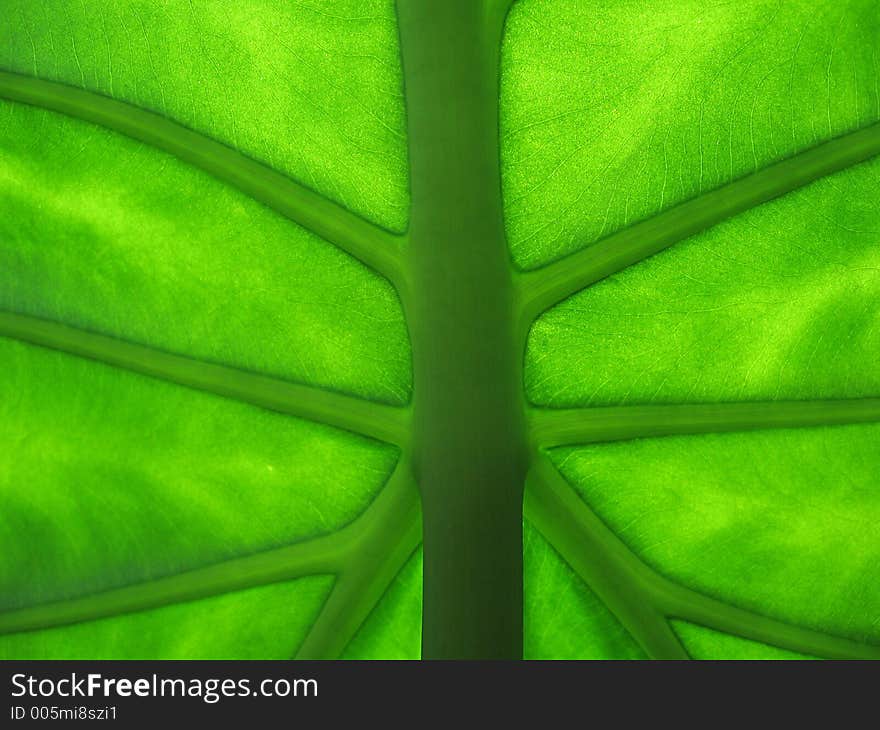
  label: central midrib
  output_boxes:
[397,0,528,659]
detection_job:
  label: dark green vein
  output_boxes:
[0,71,406,286]
[296,461,422,659]
[0,310,409,446]
[529,398,880,448]
[0,531,350,637]
[527,456,880,661]
[516,122,880,325]
[0,460,421,639]
[524,457,689,659]
[654,582,880,661]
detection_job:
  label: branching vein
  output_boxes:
[526,456,880,660]
[0,71,407,287]
[516,122,880,325]
[0,459,421,648]
[0,310,409,446]
[529,398,880,448]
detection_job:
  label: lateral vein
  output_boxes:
[529,457,880,660]
[0,71,406,287]
[0,310,410,446]
[524,457,689,659]
[516,122,880,324]
[654,581,880,661]
[529,398,880,448]
[0,532,350,637]
[0,460,421,639]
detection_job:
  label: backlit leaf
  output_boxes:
[1,0,878,660]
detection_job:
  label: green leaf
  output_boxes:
[552,424,880,647]
[524,159,880,406]
[342,548,423,659]
[0,339,396,609]
[0,103,411,404]
[0,577,335,660]
[1,0,879,660]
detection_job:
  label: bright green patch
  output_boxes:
[526,158,880,407]
[0,339,396,611]
[0,101,411,404]
[502,0,879,268]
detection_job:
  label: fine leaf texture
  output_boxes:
[0,102,412,404]
[525,158,880,407]
[523,521,646,659]
[342,549,423,659]
[550,425,880,645]
[0,577,335,660]
[0,339,396,611]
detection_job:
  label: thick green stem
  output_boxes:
[397,0,527,659]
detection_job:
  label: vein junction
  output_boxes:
[525,456,880,660]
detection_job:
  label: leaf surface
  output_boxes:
[0,102,411,403]
[550,425,880,645]
[672,621,814,660]
[0,577,334,660]
[525,159,880,407]
[523,521,645,659]
[1,0,878,660]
